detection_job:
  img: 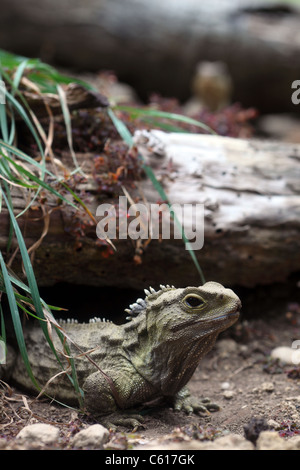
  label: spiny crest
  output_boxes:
[58,318,79,325]
[58,317,112,325]
[89,317,112,324]
[124,284,176,321]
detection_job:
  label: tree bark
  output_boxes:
[1,131,300,289]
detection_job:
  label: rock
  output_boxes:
[256,431,300,450]
[71,424,109,449]
[16,423,60,448]
[243,418,270,444]
[212,434,254,450]
[267,419,280,430]
[140,433,254,450]
[285,436,300,450]
[257,114,300,144]
[271,346,300,365]
[261,382,275,393]
[216,339,239,358]
[221,381,231,390]
[256,431,286,450]
[223,390,235,400]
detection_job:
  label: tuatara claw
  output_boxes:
[101,413,145,432]
[173,388,220,415]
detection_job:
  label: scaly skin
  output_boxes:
[4,282,241,428]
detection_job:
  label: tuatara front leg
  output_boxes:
[82,370,146,430]
[172,386,220,415]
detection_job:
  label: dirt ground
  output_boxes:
[1,297,300,450]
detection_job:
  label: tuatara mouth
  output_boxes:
[208,298,242,322]
[172,305,240,333]
[212,304,241,325]
[216,309,240,321]
[199,298,241,328]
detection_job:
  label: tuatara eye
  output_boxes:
[184,295,205,308]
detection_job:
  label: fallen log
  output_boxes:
[1,131,300,289]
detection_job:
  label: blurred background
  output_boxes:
[0,0,299,124]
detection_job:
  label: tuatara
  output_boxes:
[2,282,241,428]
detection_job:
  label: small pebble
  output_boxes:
[223,390,235,400]
[271,346,300,365]
[71,424,109,449]
[261,382,275,393]
[16,423,60,448]
[267,419,280,430]
[221,381,230,390]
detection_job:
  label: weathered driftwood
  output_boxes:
[134,131,300,286]
[1,131,299,289]
[1,0,300,112]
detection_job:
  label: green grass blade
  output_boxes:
[107,108,134,147]
[7,107,16,145]
[12,59,29,90]
[139,117,189,133]
[3,266,63,313]
[0,303,6,343]
[4,89,44,157]
[2,189,45,320]
[0,149,79,211]
[0,48,90,93]
[0,258,82,404]
[0,103,8,142]
[1,181,14,253]
[0,140,48,173]
[0,49,32,69]
[0,195,83,403]
[0,251,39,388]
[113,105,216,135]
[0,67,17,145]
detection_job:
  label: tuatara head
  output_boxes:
[125,281,241,346]
[124,282,241,393]
[126,281,240,334]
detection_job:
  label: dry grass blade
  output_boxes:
[21,394,72,426]
[19,76,62,179]
[57,84,85,177]
[28,103,58,178]
[34,368,72,402]
[27,203,50,264]
[0,172,28,188]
